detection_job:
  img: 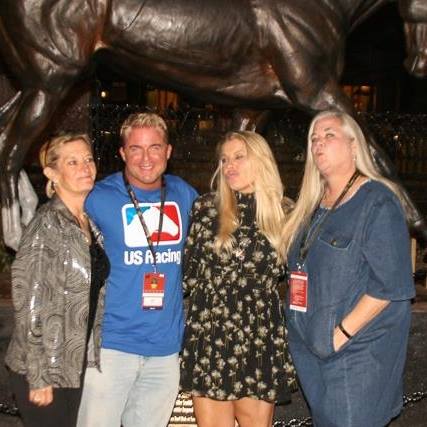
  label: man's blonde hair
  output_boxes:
[120,113,168,145]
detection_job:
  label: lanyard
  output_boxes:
[123,172,166,272]
[298,170,360,265]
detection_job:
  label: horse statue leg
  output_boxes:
[231,109,272,132]
[0,87,71,250]
[262,3,426,239]
[0,0,98,249]
[0,91,39,230]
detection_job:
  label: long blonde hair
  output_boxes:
[39,133,92,198]
[211,131,286,261]
[282,110,405,256]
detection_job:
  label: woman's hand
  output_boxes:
[333,326,349,352]
[29,386,53,406]
[333,295,391,352]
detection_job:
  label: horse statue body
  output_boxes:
[0,0,426,249]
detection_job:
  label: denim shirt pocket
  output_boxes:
[287,298,360,360]
[304,304,338,359]
[319,230,352,250]
[315,231,357,305]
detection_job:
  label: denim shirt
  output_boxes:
[286,180,415,360]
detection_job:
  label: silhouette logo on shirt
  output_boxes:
[121,202,182,247]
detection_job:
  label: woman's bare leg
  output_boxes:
[234,397,274,427]
[192,396,235,427]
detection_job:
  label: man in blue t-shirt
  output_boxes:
[77,113,198,427]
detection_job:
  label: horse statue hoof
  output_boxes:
[411,217,427,246]
[1,204,22,251]
[18,170,38,227]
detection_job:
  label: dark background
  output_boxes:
[342,3,427,113]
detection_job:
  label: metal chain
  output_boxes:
[0,390,426,423]
[271,390,427,427]
[273,417,313,427]
[0,402,19,416]
[403,390,427,406]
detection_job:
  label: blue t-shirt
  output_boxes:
[85,172,198,356]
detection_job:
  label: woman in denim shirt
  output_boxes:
[282,110,415,427]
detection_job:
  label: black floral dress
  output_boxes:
[180,192,296,402]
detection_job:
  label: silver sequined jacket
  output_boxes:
[5,196,105,390]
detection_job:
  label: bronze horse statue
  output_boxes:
[0,0,426,249]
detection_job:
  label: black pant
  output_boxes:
[9,370,82,427]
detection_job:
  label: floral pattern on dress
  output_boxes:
[180,192,296,402]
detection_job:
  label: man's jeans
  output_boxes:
[77,348,180,427]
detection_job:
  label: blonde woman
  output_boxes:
[283,110,415,426]
[6,134,109,427]
[181,131,296,427]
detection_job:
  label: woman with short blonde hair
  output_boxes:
[6,133,109,427]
